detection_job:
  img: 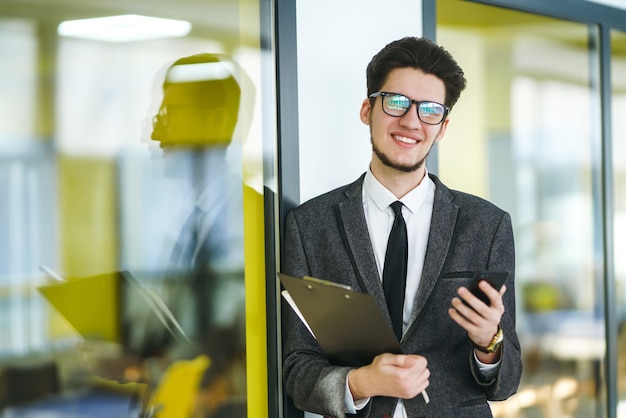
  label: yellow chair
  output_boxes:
[146,355,210,418]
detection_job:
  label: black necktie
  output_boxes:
[382,201,408,340]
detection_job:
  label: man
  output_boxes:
[146,53,249,417]
[282,37,522,417]
[83,54,250,418]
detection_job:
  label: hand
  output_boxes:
[347,353,429,401]
[77,341,148,383]
[448,281,506,362]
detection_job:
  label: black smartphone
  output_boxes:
[467,270,509,306]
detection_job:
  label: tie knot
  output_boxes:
[390,201,403,217]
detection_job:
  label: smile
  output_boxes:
[392,134,417,144]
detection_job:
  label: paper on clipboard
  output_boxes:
[281,289,316,338]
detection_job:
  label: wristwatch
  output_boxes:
[474,328,503,354]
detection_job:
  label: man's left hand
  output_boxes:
[448,281,506,363]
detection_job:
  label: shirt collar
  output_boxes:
[189,148,241,213]
[364,168,433,215]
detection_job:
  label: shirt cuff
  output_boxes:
[474,350,501,379]
[344,373,370,413]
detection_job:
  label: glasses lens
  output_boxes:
[418,102,445,124]
[383,94,410,116]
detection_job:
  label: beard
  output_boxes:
[371,136,427,173]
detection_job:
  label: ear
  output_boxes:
[359,98,371,125]
[434,117,450,144]
[211,107,230,131]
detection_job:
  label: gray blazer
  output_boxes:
[282,173,522,418]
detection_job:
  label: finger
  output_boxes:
[449,304,484,334]
[499,284,507,296]
[392,354,425,369]
[456,287,481,309]
[477,282,507,312]
[375,353,413,368]
[398,355,418,368]
[449,297,498,337]
[455,288,490,318]
[448,304,477,331]
[405,355,427,371]
[479,280,501,301]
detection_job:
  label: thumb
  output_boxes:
[396,354,418,368]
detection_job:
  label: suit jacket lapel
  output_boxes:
[336,175,389,313]
[407,175,459,330]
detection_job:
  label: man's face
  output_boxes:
[360,67,449,175]
[151,82,235,150]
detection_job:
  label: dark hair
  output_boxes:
[164,53,241,112]
[366,37,467,109]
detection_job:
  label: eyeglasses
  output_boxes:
[152,105,214,128]
[369,92,449,125]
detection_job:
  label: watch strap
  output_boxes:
[474,328,503,354]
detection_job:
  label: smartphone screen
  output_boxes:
[467,271,509,306]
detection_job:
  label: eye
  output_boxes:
[386,95,410,111]
[418,102,446,123]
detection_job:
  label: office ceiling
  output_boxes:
[0,0,253,47]
[437,0,626,55]
[1,0,624,54]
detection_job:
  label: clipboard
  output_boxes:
[278,272,402,367]
[37,268,188,357]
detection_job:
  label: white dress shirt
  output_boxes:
[363,169,434,333]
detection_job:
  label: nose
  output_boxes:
[398,103,422,129]
[151,115,166,142]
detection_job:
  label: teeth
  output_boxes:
[393,135,416,144]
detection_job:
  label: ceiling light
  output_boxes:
[57,14,192,43]
[167,62,236,83]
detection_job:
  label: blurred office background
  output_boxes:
[0,0,625,417]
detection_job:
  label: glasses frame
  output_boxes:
[152,105,216,128]
[368,91,450,125]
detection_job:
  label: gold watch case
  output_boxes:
[475,328,503,354]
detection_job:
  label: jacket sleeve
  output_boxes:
[281,210,354,417]
[470,211,523,400]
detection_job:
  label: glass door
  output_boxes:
[437,1,605,416]
[0,1,272,417]
[613,29,626,417]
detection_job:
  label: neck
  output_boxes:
[370,161,427,199]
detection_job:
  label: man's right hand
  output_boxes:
[347,353,429,401]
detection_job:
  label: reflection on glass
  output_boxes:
[438,1,604,416]
[613,29,626,415]
[94,53,249,416]
[0,2,262,418]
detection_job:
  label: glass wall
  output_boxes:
[438,1,605,416]
[614,29,626,417]
[0,1,270,417]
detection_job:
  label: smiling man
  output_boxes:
[282,37,522,418]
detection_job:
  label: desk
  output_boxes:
[523,310,605,361]
[4,390,136,418]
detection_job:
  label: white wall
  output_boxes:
[296,0,423,204]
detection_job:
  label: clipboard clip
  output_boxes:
[303,276,352,291]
